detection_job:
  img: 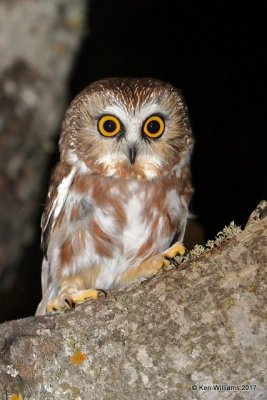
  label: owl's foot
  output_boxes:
[119,241,186,286]
[47,288,103,314]
[163,241,186,258]
[160,241,186,270]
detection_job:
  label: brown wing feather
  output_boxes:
[41,161,73,256]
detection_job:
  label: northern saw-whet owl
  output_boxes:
[36,77,194,315]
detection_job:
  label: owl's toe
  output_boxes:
[161,242,186,271]
[46,289,105,314]
[67,288,105,304]
[163,241,186,258]
[46,298,71,314]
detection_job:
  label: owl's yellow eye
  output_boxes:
[98,115,121,137]
[143,115,165,139]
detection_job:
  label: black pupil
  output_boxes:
[104,119,117,132]
[147,120,160,133]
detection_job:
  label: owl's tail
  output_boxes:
[35,257,58,315]
[35,283,58,316]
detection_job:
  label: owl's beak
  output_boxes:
[128,144,137,164]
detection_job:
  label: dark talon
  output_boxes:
[171,258,180,268]
[97,289,107,298]
[64,298,74,308]
[165,255,179,269]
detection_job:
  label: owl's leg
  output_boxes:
[119,241,186,286]
[46,275,103,313]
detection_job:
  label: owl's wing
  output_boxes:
[40,162,77,293]
[41,163,76,254]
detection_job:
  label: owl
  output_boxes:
[36,77,194,315]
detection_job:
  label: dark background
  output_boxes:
[1,0,266,322]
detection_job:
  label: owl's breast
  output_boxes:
[73,175,185,261]
[95,177,187,289]
[119,179,186,263]
[50,172,187,289]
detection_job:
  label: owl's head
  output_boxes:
[60,77,193,180]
